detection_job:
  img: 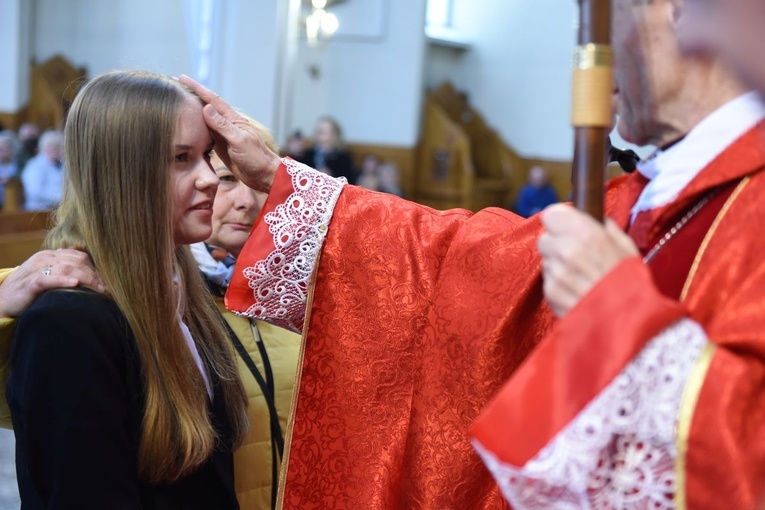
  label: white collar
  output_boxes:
[631,91,765,218]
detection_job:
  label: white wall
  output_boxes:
[30,0,427,148]
[424,0,578,160]
[289,0,428,147]
[0,0,33,112]
[34,0,191,76]
[424,0,655,160]
[215,0,282,134]
[29,0,290,134]
[23,0,650,158]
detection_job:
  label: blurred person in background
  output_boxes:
[514,165,559,217]
[0,131,20,210]
[295,116,356,182]
[21,130,64,211]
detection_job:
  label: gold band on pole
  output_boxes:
[573,43,613,68]
[571,44,613,127]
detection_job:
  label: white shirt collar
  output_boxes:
[631,91,765,217]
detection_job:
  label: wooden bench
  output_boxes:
[0,210,52,236]
[0,230,48,267]
[0,209,53,267]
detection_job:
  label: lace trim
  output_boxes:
[474,318,707,510]
[238,158,346,332]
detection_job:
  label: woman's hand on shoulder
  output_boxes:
[0,249,106,319]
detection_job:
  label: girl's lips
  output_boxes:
[190,200,213,211]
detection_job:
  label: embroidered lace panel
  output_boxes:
[474,318,707,509]
[238,158,346,332]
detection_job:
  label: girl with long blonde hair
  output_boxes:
[6,70,248,509]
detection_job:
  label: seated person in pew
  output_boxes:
[21,130,65,211]
[293,116,357,183]
[514,164,559,217]
[0,131,20,210]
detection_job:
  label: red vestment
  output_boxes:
[471,123,765,508]
[228,121,765,508]
[229,159,550,509]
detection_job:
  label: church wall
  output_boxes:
[424,0,578,160]
[25,0,645,159]
[0,0,33,113]
[30,0,288,137]
[34,0,192,78]
[289,0,428,148]
[425,0,653,160]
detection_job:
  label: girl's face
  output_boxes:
[171,97,219,246]
[205,152,266,257]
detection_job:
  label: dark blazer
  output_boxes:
[296,147,357,183]
[6,289,239,510]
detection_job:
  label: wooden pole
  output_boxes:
[572,0,612,221]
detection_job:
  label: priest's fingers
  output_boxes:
[537,228,604,284]
[540,252,595,317]
[201,104,281,194]
[604,218,640,257]
[538,213,637,316]
[540,203,600,237]
[178,75,239,120]
[541,260,584,317]
[0,249,106,319]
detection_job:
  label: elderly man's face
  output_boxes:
[611,0,686,146]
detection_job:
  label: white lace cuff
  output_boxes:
[474,318,708,509]
[237,159,346,332]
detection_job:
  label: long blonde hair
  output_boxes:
[46,70,248,483]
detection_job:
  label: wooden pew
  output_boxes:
[427,82,522,210]
[0,210,52,235]
[345,143,416,199]
[428,82,629,211]
[0,210,52,267]
[2,178,24,213]
[27,55,86,130]
[0,231,48,267]
[414,97,476,210]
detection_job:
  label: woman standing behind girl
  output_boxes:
[190,120,301,510]
[6,70,248,509]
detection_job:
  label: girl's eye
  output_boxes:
[219,174,236,183]
[175,153,189,163]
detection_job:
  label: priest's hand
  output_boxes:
[178,75,281,194]
[538,204,639,317]
[0,249,106,319]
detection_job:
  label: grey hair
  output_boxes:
[38,130,63,150]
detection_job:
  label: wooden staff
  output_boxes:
[571,0,612,221]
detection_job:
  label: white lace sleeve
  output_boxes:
[473,318,708,510]
[237,158,346,332]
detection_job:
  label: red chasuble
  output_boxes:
[228,121,765,508]
[470,124,765,508]
[228,159,551,509]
